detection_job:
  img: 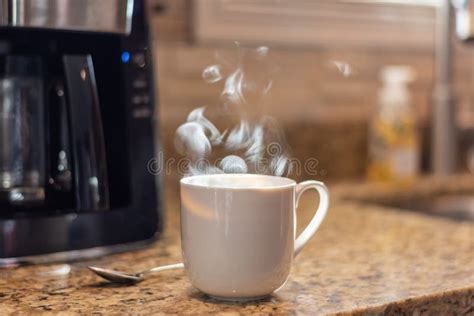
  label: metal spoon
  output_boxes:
[88,262,184,284]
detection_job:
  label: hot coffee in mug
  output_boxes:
[180,174,329,301]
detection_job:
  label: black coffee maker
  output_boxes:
[0,0,162,265]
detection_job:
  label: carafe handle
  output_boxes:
[63,55,109,211]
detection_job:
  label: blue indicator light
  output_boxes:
[121,51,130,63]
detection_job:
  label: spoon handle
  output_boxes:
[142,262,184,276]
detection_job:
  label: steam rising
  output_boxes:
[174,107,224,160]
[202,65,223,83]
[331,60,355,77]
[175,121,210,160]
[222,68,245,105]
[175,44,291,177]
[219,155,248,174]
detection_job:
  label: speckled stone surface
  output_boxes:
[1,176,473,315]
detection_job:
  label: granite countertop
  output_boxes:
[1,176,473,315]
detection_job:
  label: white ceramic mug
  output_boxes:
[180,174,329,301]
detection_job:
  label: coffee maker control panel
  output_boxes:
[123,49,154,120]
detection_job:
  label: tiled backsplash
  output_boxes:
[150,0,474,182]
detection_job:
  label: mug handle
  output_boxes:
[294,181,330,257]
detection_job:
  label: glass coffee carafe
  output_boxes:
[0,56,46,205]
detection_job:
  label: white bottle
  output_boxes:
[368,66,420,182]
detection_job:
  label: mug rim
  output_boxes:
[180,173,296,190]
